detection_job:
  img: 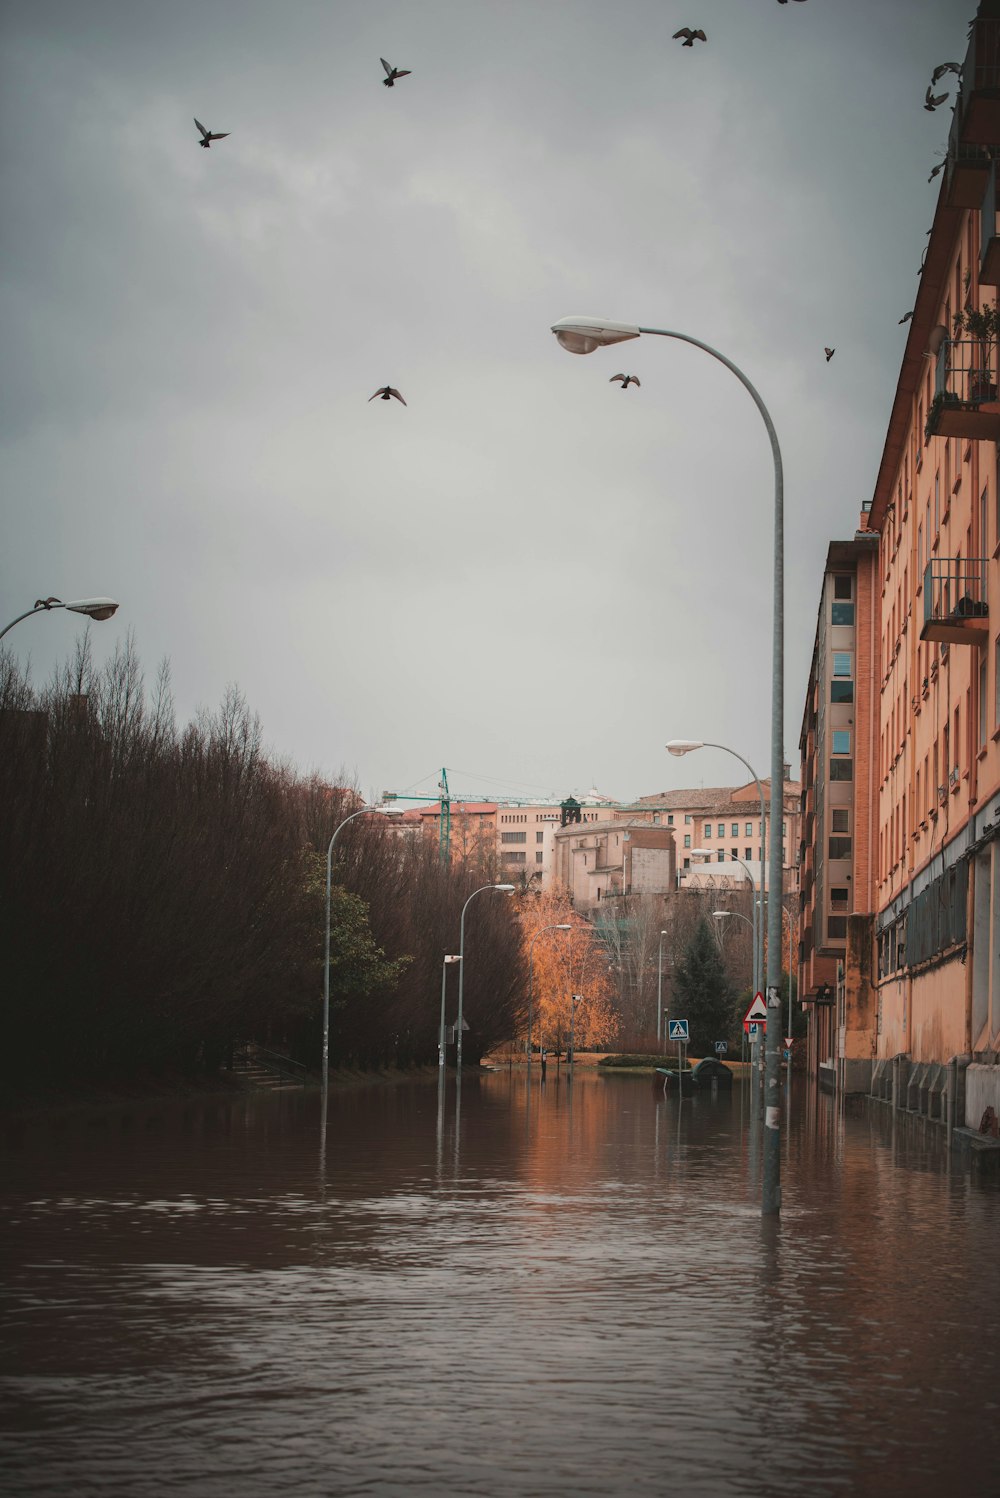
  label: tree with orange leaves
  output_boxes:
[517,890,619,1054]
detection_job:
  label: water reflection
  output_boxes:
[3,1073,1000,1497]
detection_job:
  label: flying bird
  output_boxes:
[931,62,961,85]
[369,386,406,405]
[672,28,707,46]
[610,374,640,389]
[924,86,949,112]
[899,311,914,325]
[194,118,230,148]
[381,58,411,86]
[824,348,835,362]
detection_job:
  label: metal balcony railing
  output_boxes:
[927,340,1000,442]
[921,558,990,645]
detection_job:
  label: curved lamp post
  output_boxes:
[553,315,785,1216]
[667,738,768,1002]
[690,849,760,996]
[1,596,119,642]
[323,804,395,1090]
[527,922,572,1067]
[456,883,515,1072]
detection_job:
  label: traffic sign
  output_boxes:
[714,1040,728,1055]
[744,994,767,1023]
[784,1037,794,1049]
[668,1018,689,1041]
[745,1020,762,1036]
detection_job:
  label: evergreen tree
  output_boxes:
[672,918,737,1055]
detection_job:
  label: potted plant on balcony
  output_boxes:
[952,302,1000,402]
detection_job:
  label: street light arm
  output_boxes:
[323,804,390,1088]
[0,597,120,642]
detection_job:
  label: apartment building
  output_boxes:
[798,539,879,1091]
[799,3,1000,1116]
[627,780,801,893]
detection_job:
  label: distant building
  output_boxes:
[550,819,676,915]
[625,776,801,893]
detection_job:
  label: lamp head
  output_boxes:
[496,883,516,893]
[555,923,572,930]
[689,848,711,859]
[666,739,703,756]
[65,597,119,622]
[712,910,731,919]
[551,316,641,355]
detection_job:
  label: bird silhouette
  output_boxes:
[899,311,914,325]
[33,597,61,609]
[369,386,407,405]
[824,348,835,362]
[610,374,640,389]
[931,62,961,85]
[672,28,707,46]
[194,118,230,148]
[924,86,949,112]
[928,160,946,182]
[381,58,412,87]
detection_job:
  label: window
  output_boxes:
[830,758,853,781]
[829,837,852,859]
[745,822,753,837]
[828,916,848,940]
[684,814,691,825]
[715,823,723,837]
[832,730,851,756]
[782,822,787,837]
[535,851,543,864]
[667,814,674,825]
[831,679,854,703]
[831,601,855,626]
[832,809,850,833]
[502,850,526,864]
[831,887,849,908]
[745,847,752,860]
[732,822,739,837]
[683,858,690,870]
[833,652,852,677]
[653,814,661,824]
[834,575,852,599]
[684,834,691,849]
[731,848,738,859]
[704,823,712,838]
[981,650,989,747]
[501,831,527,844]
[717,852,725,863]
[995,634,1000,730]
[536,831,544,843]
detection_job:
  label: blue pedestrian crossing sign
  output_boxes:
[668,1018,689,1041]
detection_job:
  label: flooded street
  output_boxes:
[3,1070,999,1497]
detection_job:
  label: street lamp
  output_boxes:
[690,849,760,996]
[657,930,669,1046]
[527,922,572,1067]
[456,883,515,1072]
[568,993,583,1067]
[666,738,768,1001]
[1,596,120,642]
[323,803,396,1091]
[438,955,462,1070]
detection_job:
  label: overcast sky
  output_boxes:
[1,0,968,807]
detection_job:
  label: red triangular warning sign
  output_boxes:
[744,993,767,1023]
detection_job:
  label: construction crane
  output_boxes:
[382,772,675,865]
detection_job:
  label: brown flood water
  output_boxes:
[2,1069,999,1497]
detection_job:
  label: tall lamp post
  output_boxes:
[457,883,515,1072]
[438,954,462,1070]
[667,739,768,1003]
[551,315,785,1214]
[689,850,760,997]
[323,804,394,1091]
[657,929,669,1046]
[1,596,119,642]
[527,922,572,1067]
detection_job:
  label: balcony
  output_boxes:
[921,558,989,646]
[956,14,1000,146]
[925,338,1000,442]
